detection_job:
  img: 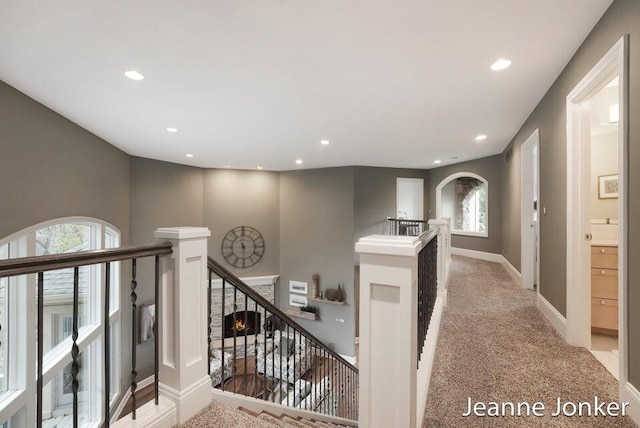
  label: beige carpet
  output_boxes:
[423,256,636,427]
[182,400,276,428]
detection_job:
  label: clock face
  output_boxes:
[221,226,265,268]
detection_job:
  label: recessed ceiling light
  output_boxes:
[321,140,330,146]
[124,70,144,80]
[166,127,178,133]
[185,153,194,158]
[224,165,231,168]
[475,134,487,141]
[490,59,512,71]
[295,159,304,165]
[257,166,264,170]
[434,160,442,164]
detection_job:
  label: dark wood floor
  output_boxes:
[119,383,155,419]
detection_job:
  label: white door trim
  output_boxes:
[566,35,628,399]
[521,129,540,291]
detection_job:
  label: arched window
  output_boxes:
[0,217,121,425]
[436,173,489,237]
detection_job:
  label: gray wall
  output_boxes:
[279,168,356,357]
[353,167,429,258]
[500,0,640,390]
[0,80,130,241]
[129,157,204,378]
[0,80,133,397]
[427,155,503,254]
[203,169,280,277]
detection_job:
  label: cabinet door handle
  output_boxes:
[601,300,606,305]
[601,270,606,275]
[601,248,606,253]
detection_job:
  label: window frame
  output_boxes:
[0,217,121,425]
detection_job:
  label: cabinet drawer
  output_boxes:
[591,269,618,300]
[591,298,618,331]
[591,246,618,270]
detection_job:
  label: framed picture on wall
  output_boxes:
[289,280,308,295]
[598,174,619,199]
[289,294,308,308]
[138,302,156,344]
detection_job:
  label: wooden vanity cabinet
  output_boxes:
[591,245,618,334]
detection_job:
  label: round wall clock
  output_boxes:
[221,226,265,268]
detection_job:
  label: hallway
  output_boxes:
[423,256,635,427]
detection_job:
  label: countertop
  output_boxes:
[591,239,618,247]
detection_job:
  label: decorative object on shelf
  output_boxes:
[325,288,336,301]
[312,273,320,299]
[300,305,318,314]
[221,226,265,268]
[335,284,344,303]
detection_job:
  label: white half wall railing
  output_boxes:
[356,219,449,428]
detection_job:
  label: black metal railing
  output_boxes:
[207,258,359,421]
[0,242,173,427]
[387,217,429,236]
[417,229,438,365]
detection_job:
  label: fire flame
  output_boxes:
[235,319,246,331]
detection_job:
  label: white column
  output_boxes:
[356,235,422,428]
[154,227,212,425]
[428,220,448,306]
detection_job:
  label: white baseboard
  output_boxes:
[622,382,640,425]
[450,247,522,286]
[417,296,444,424]
[112,395,176,428]
[537,294,567,339]
[501,256,522,287]
[450,247,503,263]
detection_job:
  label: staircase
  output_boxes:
[182,400,356,428]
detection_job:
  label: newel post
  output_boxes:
[428,220,448,306]
[356,235,422,428]
[154,227,212,424]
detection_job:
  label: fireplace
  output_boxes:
[223,311,261,338]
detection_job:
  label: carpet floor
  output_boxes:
[423,256,636,427]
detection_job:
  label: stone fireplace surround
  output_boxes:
[209,275,279,351]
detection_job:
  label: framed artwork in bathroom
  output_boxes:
[598,174,618,199]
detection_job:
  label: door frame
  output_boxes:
[566,36,627,386]
[521,129,540,291]
[396,178,424,220]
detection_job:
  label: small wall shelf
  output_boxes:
[309,297,346,306]
[285,309,318,321]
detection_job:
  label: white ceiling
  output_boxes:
[0,0,613,171]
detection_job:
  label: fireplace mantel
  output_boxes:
[209,274,279,289]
